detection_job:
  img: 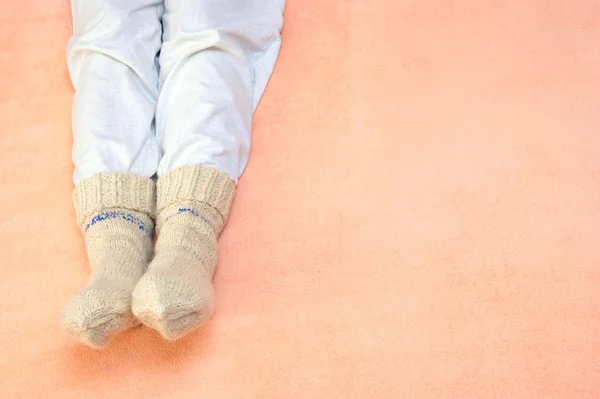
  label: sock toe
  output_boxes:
[132,274,214,340]
[61,288,134,348]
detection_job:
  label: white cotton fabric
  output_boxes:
[68,0,285,185]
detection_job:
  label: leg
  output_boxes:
[62,0,163,348]
[155,0,285,182]
[132,0,285,340]
[69,0,163,184]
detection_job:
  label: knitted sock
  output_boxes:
[132,166,234,340]
[62,173,155,348]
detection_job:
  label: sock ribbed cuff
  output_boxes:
[157,166,235,223]
[73,173,156,227]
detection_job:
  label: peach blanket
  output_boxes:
[1,1,599,397]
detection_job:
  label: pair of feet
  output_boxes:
[61,166,235,348]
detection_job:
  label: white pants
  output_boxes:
[68,0,285,185]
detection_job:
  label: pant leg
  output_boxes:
[156,0,285,182]
[68,0,164,185]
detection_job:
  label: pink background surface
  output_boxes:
[1,1,600,397]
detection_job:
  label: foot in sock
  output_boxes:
[132,166,234,340]
[61,174,155,348]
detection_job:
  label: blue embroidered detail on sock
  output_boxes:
[163,207,211,226]
[177,207,200,217]
[85,211,151,237]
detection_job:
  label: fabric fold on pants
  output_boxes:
[68,0,285,185]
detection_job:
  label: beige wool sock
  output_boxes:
[132,166,234,340]
[62,173,155,348]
